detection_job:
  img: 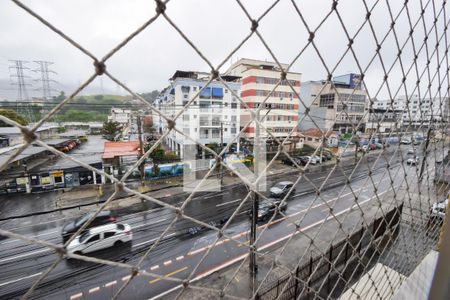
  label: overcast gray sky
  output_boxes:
[0,0,446,101]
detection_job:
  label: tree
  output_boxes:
[54,91,66,103]
[0,109,28,126]
[147,144,166,162]
[77,97,88,104]
[102,121,123,141]
[139,90,160,103]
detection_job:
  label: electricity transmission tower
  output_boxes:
[9,60,34,122]
[9,60,31,102]
[33,60,57,101]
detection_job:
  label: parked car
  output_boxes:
[65,223,132,255]
[282,157,304,166]
[374,143,383,149]
[270,181,295,198]
[62,211,117,243]
[360,145,369,152]
[369,144,377,150]
[303,156,318,165]
[256,199,288,222]
[297,156,310,165]
[407,149,415,155]
[401,138,412,144]
[428,199,448,226]
[313,155,324,163]
[323,152,333,160]
[406,157,420,165]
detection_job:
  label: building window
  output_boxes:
[319,94,335,109]
[184,94,188,99]
[224,128,228,132]
[225,89,228,93]
[182,114,189,121]
[225,102,229,107]
[231,103,237,109]
[231,116,237,122]
[231,128,236,134]
[193,86,197,91]
[183,128,190,135]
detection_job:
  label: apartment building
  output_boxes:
[365,108,403,135]
[154,71,241,159]
[393,95,450,126]
[226,58,301,141]
[299,73,368,134]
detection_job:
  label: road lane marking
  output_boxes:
[189,181,396,257]
[70,292,83,299]
[0,248,50,264]
[176,256,184,261]
[148,179,399,299]
[149,267,188,284]
[216,198,241,207]
[150,265,159,270]
[0,272,42,287]
[0,230,60,245]
[134,232,176,247]
[132,218,168,229]
[105,280,117,288]
[204,192,225,199]
[163,260,172,266]
[122,275,131,282]
[89,287,100,293]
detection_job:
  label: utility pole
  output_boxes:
[33,60,57,101]
[250,109,260,287]
[219,122,224,186]
[136,115,145,187]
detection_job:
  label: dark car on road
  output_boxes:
[62,211,117,243]
[270,181,295,199]
[256,199,288,222]
[282,157,305,166]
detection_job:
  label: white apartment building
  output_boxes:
[154,71,241,159]
[108,108,132,127]
[226,58,302,140]
[299,74,368,134]
[393,95,450,126]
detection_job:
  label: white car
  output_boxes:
[430,199,448,220]
[66,223,132,255]
[303,156,317,165]
[407,149,415,155]
[313,155,323,163]
[401,138,412,144]
[406,157,420,165]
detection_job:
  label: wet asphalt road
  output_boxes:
[0,148,424,299]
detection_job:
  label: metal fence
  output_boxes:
[0,0,449,300]
[257,204,403,300]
